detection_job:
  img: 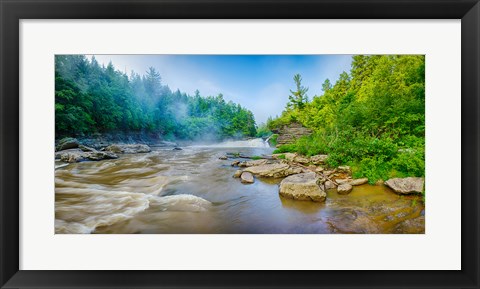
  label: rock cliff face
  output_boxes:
[272,122,312,146]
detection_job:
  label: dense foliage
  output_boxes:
[55,55,257,140]
[270,55,425,183]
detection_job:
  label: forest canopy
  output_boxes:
[55,55,257,140]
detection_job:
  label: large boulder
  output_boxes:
[385,177,424,194]
[233,170,243,178]
[78,144,97,152]
[244,163,303,178]
[279,172,326,202]
[336,177,368,186]
[57,149,86,163]
[323,170,335,177]
[55,148,118,163]
[349,178,369,186]
[337,183,353,195]
[238,159,270,167]
[324,180,337,190]
[105,144,151,154]
[85,151,118,161]
[310,154,328,165]
[293,155,310,164]
[336,178,352,185]
[283,153,297,161]
[56,137,79,151]
[240,172,254,184]
[272,153,296,161]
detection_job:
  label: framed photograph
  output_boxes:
[1,0,478,288]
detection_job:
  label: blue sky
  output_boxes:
[91,55,353,124]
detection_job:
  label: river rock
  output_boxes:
[105,144,151,154]
[78,144,97,152]
[271,152,297,161]
[336,177,368,186]
[56,148,118,163]
[385,177,424,194]
[293,155,310,164]
[323,170,335,177]
[284,153,298,161]
[231,160,240,167]
[238,159,270,167]
[85,151,118,161]
[233,170,243,178]
[244,163,303,178]
[337,183,353,195]
[56,137,79,151]
[324,180,337,190]
[57,149,86,163]
[315,166,324,173]
[240,172,254,184]
[173,147,183,151]
[336,178,352,184]
[326,209,380,234]
[279,172,326,202]
[219,155,228,160]
[310,154,328,165]
[350,178,369,186]
[393,216,425,234]
[337,166,352,175]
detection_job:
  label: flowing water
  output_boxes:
[55,138,425,234]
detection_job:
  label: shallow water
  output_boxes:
[55,139,425,234]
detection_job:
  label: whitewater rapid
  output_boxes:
[55,139,273,233]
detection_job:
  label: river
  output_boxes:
[55,138,425,234]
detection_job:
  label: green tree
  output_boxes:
[322,78,332,92]
[287,74,309,110]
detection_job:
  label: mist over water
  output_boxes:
[191,138,270,148]
[55,138,424,234]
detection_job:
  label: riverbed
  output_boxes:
[55,139,425,234]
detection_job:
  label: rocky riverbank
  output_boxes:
[55,137,159,163]
[56,132,178,150]
[224,151,424,201]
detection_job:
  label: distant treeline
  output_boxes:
[55,55,256,140]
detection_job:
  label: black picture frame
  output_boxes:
[1,0,479,288]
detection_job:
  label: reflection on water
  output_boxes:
[55,141,424,234]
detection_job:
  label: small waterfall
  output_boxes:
[264,135,274,147]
